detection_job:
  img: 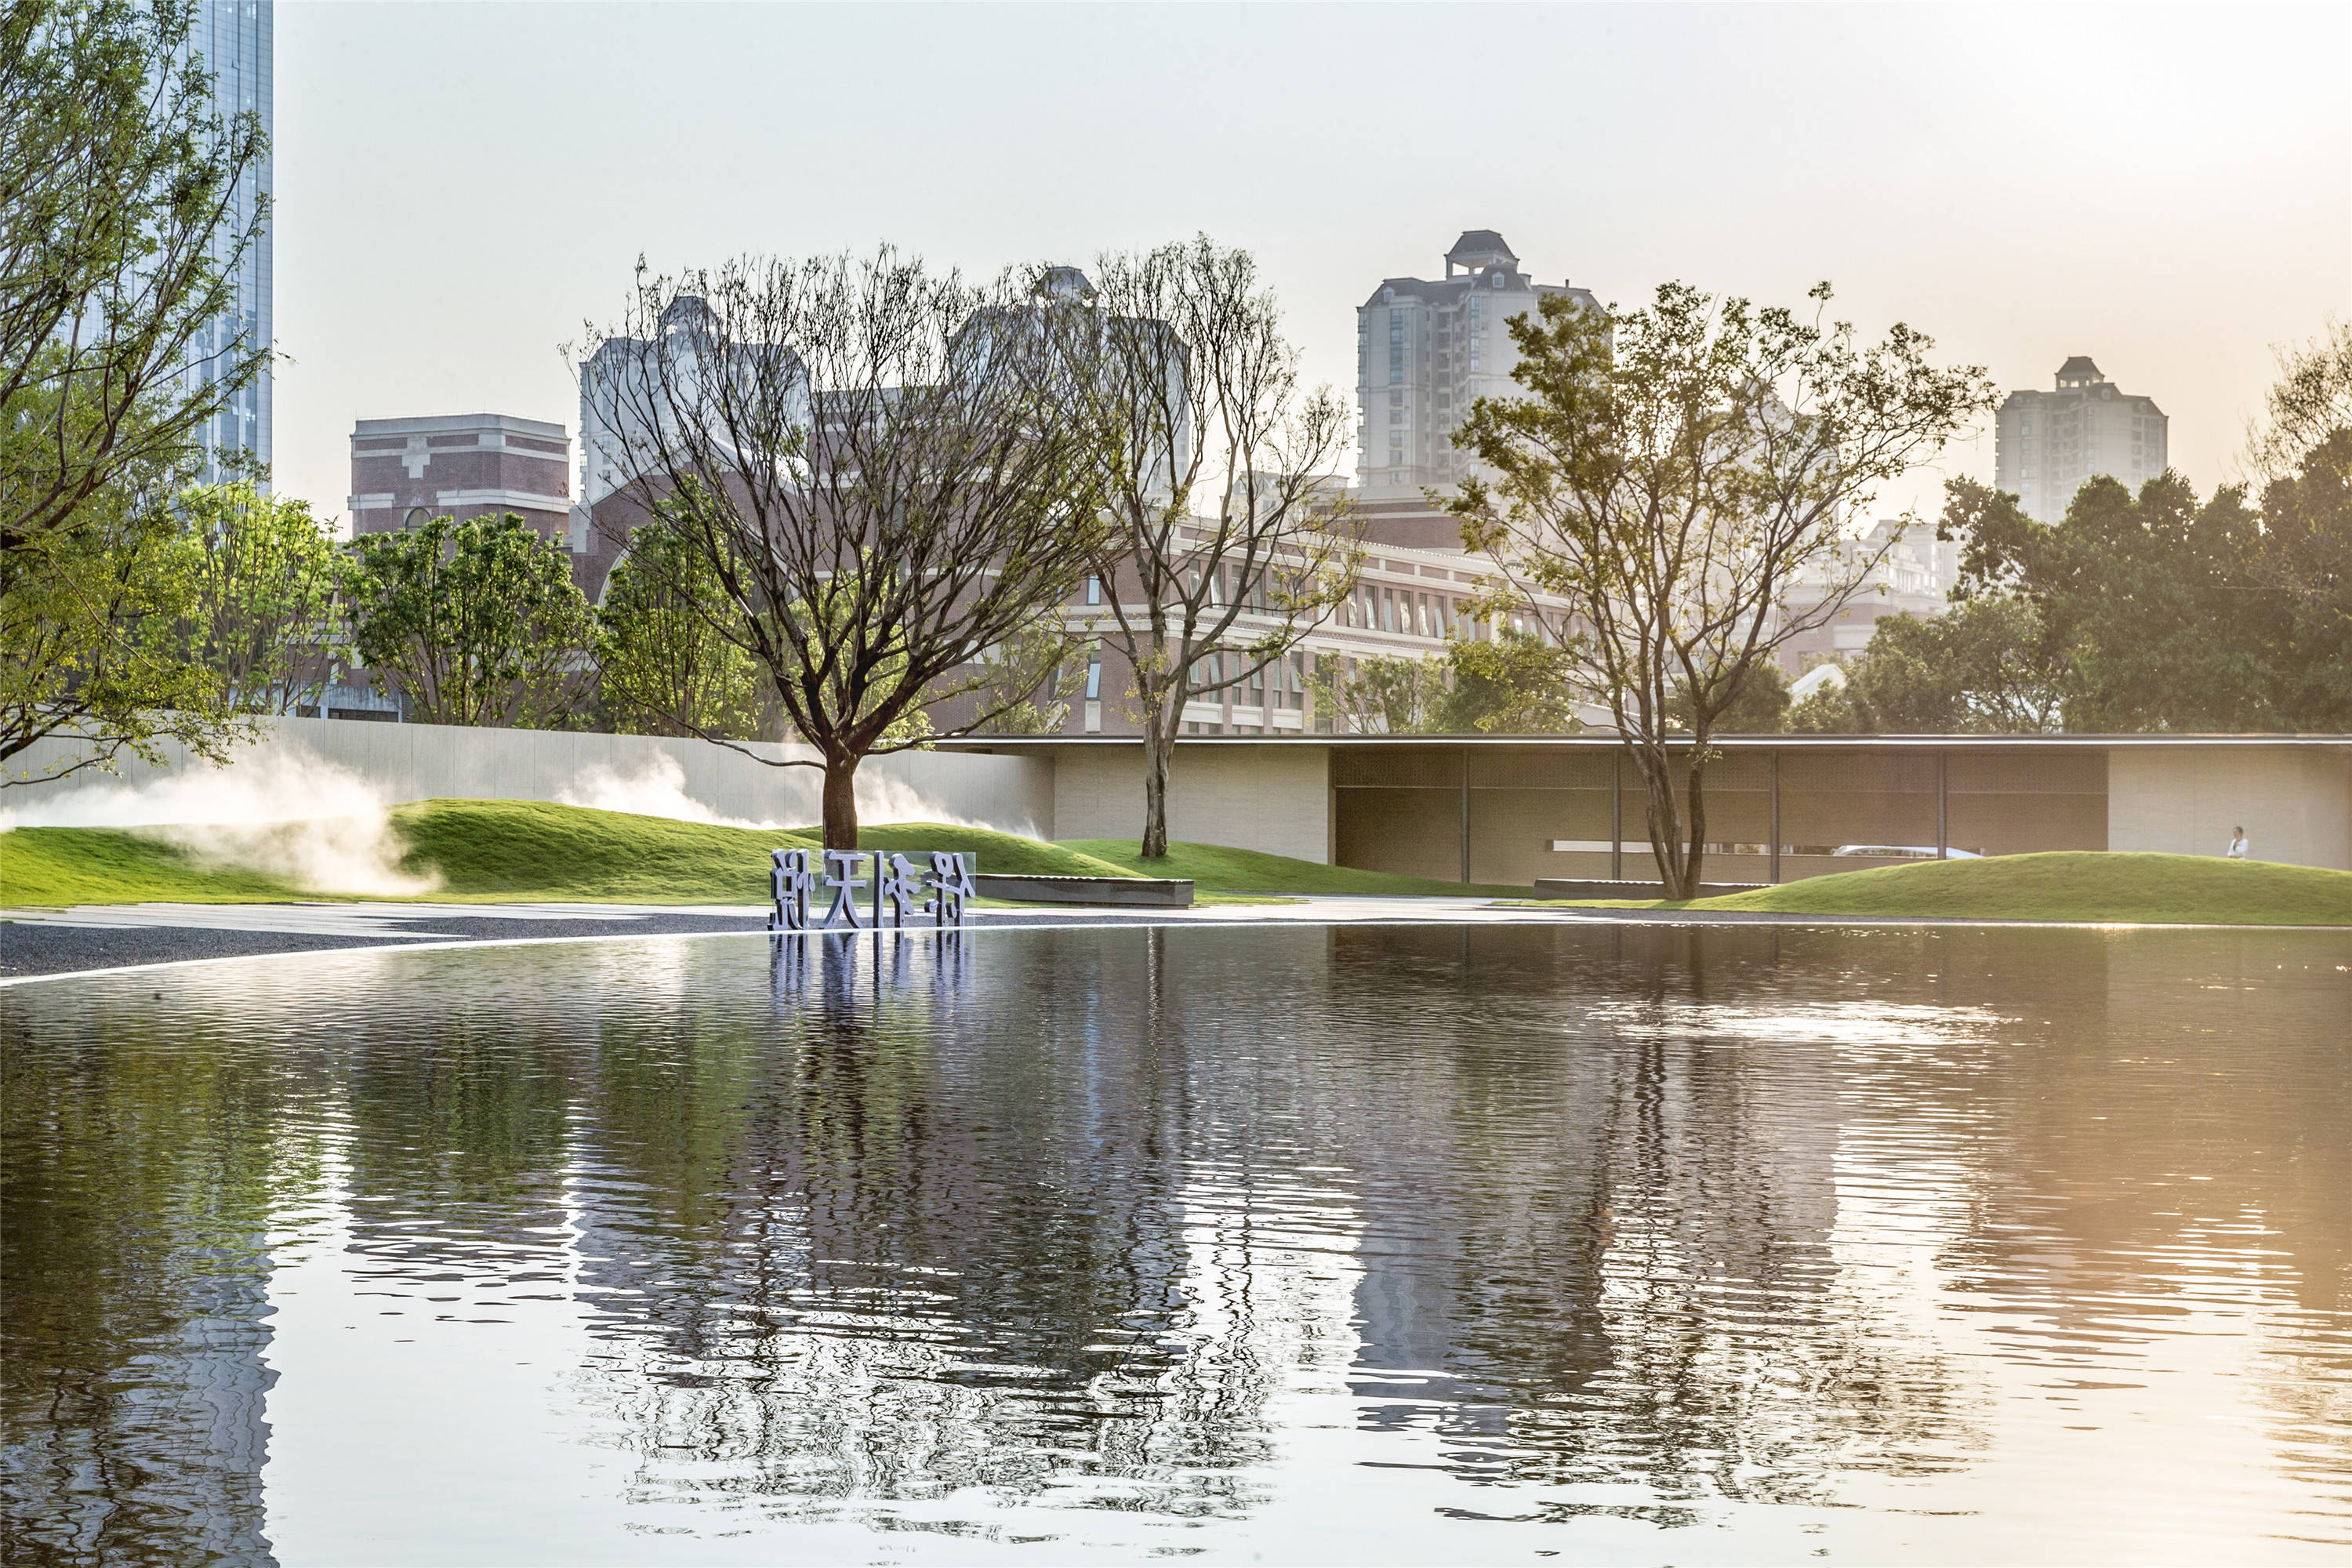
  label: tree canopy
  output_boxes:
[0,0,270,782]
[343,514,596,729]
[1448,279,1991,895]
[586,252,1099,848]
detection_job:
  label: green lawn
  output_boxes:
[1519,851,2352,927]
[1058,838,1528,898]
[14,806,2346,926]
[2,801,1283,908]
[1,826,310,906]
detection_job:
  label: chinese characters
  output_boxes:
[768,848,978,931]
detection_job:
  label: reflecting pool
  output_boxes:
[4,924,2349,1565]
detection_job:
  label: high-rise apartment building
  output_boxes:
[1993,357,2167,524]
[1356,231,1597,497]
[184,0,273,481]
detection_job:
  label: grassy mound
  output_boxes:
[0,826,307,906]
[5,798,1529,908]
[388,801,1150,903]
[2,800,1174,908]
[1527,851,2352,927]
[1058,838,1526,898]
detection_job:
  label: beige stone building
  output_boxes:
[1994,357,2169,524]
[1356,230,1599,497]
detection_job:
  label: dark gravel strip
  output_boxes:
[21,901,2183,985]
[0,913,767,980]
[0,924,419,978]
[0,908,1231,982]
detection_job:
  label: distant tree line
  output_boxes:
[1756,357,2352,736]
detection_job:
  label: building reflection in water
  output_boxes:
[2,922,2346,1561]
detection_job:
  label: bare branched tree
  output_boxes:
[1045,239,1359,859]
[2244,318,2352,484]
[1450,281,1994,898]
[582,252,1100,848]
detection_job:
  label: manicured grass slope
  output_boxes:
[388,801,1143,903]
[1537,851,2352,927]
[3,799,1512,907]
[1058,837,1527,898]
[1,826,307,906]
[3,801,1163,908]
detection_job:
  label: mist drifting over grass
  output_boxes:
[0,750,440,898]
[554,750,1036,838]
[1,746,1034,902]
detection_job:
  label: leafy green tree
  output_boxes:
[0,0,270,780]
[1304,631,1584,735]
[595,519,764,739]
[343,514,595,728]
[1944,471,2346,732]
[0,491,235,784]
[1671,657,1788,734]
[1308,651,1450,734]
[0,0,268,558]
[1443,630,1585,734]
[2252,430,2352,707]
[1788,596,2064,734]
[179,484,343,714]
[1449,280,1991,896]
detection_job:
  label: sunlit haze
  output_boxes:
[274,2,2350,529]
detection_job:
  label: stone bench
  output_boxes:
[1532,877,1771,901]
[973,873,1195,909]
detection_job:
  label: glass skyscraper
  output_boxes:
[185,0,273,481]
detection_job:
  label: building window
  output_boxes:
[1084,655,1102,701]
[1085,575,1101,604]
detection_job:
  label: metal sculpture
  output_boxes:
[769,848,977,932]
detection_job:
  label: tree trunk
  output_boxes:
[1140,691,1175,860]
[1634,746,1699,901]
[822,752,859,851]
[1675,756,1708,901]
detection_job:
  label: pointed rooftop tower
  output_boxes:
[1444,230,1519,278]
[2054,355,2106,390]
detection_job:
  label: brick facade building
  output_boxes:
[347,412,586,587]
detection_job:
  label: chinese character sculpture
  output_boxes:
[768,847,976,932]
[820,850,869,928]
[927,851,976,926]
[874,852,927,927]
[768,848,815,931]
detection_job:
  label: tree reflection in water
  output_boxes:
[2,922,2347,1562]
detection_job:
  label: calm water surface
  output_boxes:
[3,924,2348,1565]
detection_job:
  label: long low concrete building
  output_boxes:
[959,735,2352,880]
[9,723,2347,881]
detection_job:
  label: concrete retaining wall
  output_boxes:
[2108,746,2350,870]
[1042,743,1334,862]
[7,716,1057,837]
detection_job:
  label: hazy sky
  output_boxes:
[275,2,2350,529]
